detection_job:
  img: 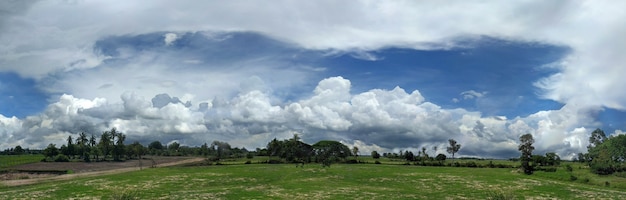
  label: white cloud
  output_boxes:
[1,1,624,111]
[163,33,178,46]
[0,76,617,159]
[460,90,487,100]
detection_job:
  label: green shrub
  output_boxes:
[466,161,478,168]
[605,181,610,187]
[244,160,252,164]
[583,177,590,183]
[346,159,358,164]
[374,161,381,164]
[569,175,578,181]
[544,167,557,172]
[268,159,282,164]
[54,154,69,162]
[615,172,626,178]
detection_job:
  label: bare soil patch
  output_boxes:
[1,156,204,186]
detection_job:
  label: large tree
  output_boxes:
[519,133,535,175]
[446,139,461,160]
[312,140,351,167]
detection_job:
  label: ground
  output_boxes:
[1,156,204,186]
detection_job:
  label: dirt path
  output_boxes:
[1,157,205,187]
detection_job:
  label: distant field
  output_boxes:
[2,162,626,199]
[0,155,44,169]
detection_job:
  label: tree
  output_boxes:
[587,132,626,175]
[66,135,76,159]
[267,138,282,162]
[13,145,25,155]
[588,128,607,150]
[312,140,351,167]
[352,146,359,160]
[404,150,415,161]
[211,141,232,160]
[371,151,381,159]
[43,144,59,161]
[519,133,535,175]
[129,141,146,159]
[447,139,461,160]
[148,141,164,155]
[109,128,126,161]
[99,131,112,160]
[545,152,561,166]
[421,147,429,161]
[77,132,90,162]
[168,142,180,152]
[435,154,447,162]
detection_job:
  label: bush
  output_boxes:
[582,177,590,183]
[569,175,578,181]
[615,172,626,178]
[346,159,358,164]
[590,162,615,175]
[605,181,610,187]
[244,160,252,164]
[54,154,70,162]
[544,167,557,172]
[268,159,282,164]
[374,160,381,164]
[466,161,478,168]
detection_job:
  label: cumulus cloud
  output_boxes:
[0,76,603,159]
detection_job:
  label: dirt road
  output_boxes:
[1,157,205,187]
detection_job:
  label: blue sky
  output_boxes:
[1,1,626,159]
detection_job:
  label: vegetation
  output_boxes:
[2,163,626,199]
[447,139,461,160]
[519,133,535,175]
[0,154,44,169]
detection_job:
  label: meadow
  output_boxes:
[2,158,626,199]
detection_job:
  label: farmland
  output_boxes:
[2,157,626,199]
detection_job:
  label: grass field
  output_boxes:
[2,161,626,199]
[0,155,44,169]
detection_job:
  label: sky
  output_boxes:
[1,1,626,159]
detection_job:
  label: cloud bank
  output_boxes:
[0,76,606,159]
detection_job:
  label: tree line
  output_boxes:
[573,128,626,175]
[8,127,623,176]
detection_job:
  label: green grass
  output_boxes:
[2,163,626,199]
[0,154,44,169]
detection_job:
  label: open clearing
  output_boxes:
[2,163,626,199]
